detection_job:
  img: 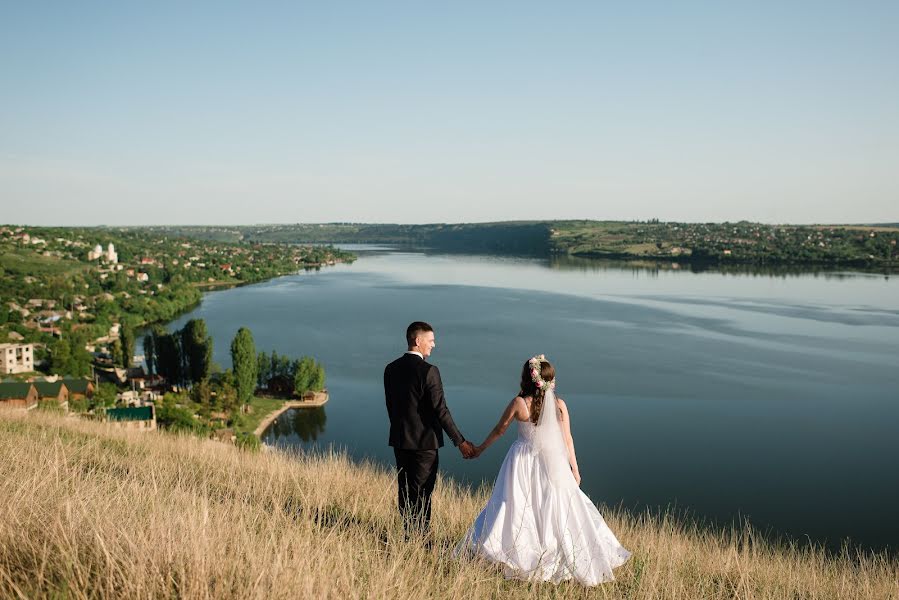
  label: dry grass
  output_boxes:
[0,410,895,600]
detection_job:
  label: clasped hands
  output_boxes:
[459,440,483,460]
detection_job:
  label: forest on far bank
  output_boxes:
[142,220,899,267]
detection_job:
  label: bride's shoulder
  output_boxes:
[510,395,530,420]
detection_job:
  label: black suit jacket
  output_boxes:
[384,353,465,450]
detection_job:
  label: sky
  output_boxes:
[1,2,897,226]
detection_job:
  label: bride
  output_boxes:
[455,355,631,585]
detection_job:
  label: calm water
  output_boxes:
[168,247,899,552]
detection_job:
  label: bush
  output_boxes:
[235,432,261,452]
[68,397,90,413]
[156,395,204,434]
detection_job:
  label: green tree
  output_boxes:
[120,324,135,369]
[214,375,239,413]
[293,356,325,396]
[111,339,124,370]
[143,333,156,375]
[256,350,270,388]
[191,378,212,406]
[181,318,213,385]
[50,338,71,375]
[276,354,292,379]
[230,327,257,408]
[310,360,325,392]
[270,349,281,378]
[67,330,93,377]
[154,330,183,386]
[93,382,117,408]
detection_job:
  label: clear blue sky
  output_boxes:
[2,2,897,225]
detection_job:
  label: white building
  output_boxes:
[0,343,34,375]
[87,243,118,263]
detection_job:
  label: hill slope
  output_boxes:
[0,411,895,599]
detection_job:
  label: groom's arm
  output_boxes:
[424,365,465,447]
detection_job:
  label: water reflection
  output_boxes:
[264,407,327,443]
[549,254,894,279]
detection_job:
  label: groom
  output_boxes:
[384,321,476,536]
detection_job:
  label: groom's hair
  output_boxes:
[406,321,433,347]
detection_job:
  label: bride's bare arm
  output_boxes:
[557,398,581,485]
[476,397,528,455]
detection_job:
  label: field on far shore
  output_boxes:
[0,410,896,599]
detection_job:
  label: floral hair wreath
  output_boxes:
[528,354,555,390]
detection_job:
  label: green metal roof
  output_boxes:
[32,381,65,398]
[0,382,35,400]
[106,406,153,422]
[61,379,92,393]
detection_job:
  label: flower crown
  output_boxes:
[528,354,555,390]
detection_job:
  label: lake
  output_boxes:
[167,246,899,553]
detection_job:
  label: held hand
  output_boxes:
[459,440,476,459]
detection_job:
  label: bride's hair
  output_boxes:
[519,359,556,425]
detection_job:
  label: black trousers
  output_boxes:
[393,448,439,535]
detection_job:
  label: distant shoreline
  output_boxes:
[142,221,899,270]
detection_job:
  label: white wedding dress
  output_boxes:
[455,388,631,585]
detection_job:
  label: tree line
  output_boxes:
[143,320,326,411]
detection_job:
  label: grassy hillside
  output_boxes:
[0,410,895,599]
[0,250,91,276]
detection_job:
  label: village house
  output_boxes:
[26,298,55,309]
[95,366,128,385]
[0,343,34,374]
[32,381,69,409]
[7,302,29,318]
[0,382,39,410]
[62,379,95,401]
[139,390,161,403]
[116,390,141,405]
